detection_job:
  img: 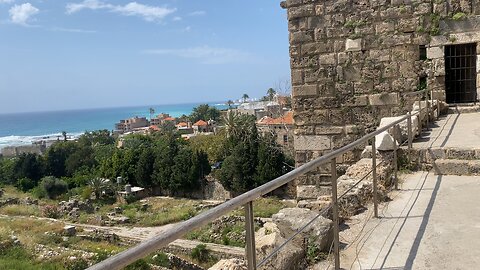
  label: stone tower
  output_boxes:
[282,0,480,198]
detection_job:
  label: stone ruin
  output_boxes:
[281,0,480,197]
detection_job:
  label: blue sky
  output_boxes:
[0,0,290,113]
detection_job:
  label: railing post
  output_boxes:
[426,92,430,129]
[245,201,257,270]
[407,111,413,150]
[330,159,340,270]
[372,136,378,218]
[418,100,422,131]
[393,126,398,190]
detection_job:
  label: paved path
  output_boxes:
[413,112,480,149]
[338,171,480,270]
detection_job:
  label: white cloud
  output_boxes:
[188,10,206,16]
[172,16,182,21]
[66,0,176,22]
[9,3,39,25]
[143,46,251,64]
[0,0,15,4]
[51,27,97,34]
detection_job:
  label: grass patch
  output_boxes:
[232,197,294,218]
[0,204,41,217]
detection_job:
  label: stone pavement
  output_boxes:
[413,112,480,149]
[339,171,480,270]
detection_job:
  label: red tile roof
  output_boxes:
[176,122,188,127]
[149,125,160,131]
[257,111,293,125]
[164,117,175,121]
[193,120,208,126]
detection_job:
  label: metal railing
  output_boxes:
[88,91,435,270]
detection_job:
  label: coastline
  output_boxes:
[0,102,228,150]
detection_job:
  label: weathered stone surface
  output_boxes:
[272,208,332,251]
[296,185,330,200]
[294,135,330,151]
[255,222,304,270]
[427,46,443,59]
[345,38,362,52]
[375,131,397,151]
[209,259,247,270]
[368,93,399,106]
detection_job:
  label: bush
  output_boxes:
[125,259,151,270]
[41,205,61,219]
[17,178,35,192]
[151,253,170,267]
[39,176,68,199]
[191,244,210,263]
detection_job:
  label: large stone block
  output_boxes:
[292,85,317,97]
[294,135,331,151]
[368,93,399,106]
[375,131,397,151]
[427,46,443,59]
[345,38,362,52]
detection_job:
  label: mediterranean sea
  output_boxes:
[0,102,228,149]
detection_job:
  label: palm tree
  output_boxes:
[89,178,110,199]
[62,131,67,142]
[226,100,234,108]
[223,111,239,138]
[241,93,249,103]
[267,88,276,101]
[149,107,155,121]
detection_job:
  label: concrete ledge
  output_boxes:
[433,159,480,176]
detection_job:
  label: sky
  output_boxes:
[0,0,291,114]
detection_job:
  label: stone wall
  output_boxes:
[282,0,480,197]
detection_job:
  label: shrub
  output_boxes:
[41,205,61,219]
[151,253,170,267]
[39,176,68,199]
[191,244,210,263]
[17,178,35,192]
[125,259,151,270]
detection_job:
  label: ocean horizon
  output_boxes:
[0,102,229,149]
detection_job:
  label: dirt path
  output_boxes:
[0,214,244,259]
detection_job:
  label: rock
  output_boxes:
[375,131,397,151]
[209,258,247,270]
[255,222,304,270]
[296,185,329,200]
[0,188,3,198]
[272,208,332,251]
[345,158,393,185]
[63,225,76,236]
[140,203,149,211]
[114,207,123,214]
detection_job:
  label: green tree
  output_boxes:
[267,88,276,101]
[226,100,234,108]
[190,104,220,122]
[39,176,68,199]
[254,135,287,186]
[241,93,249,103]
[62,131,68,142]
[13,153,44,184]
[152,135,178,190]
[171,147,196,191]
[89,178,111,200]
[149,107,155,121]
[135,147,155,188]
[44,141,77,178]
[0,158,16,185]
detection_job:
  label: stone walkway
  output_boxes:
[413,112,480,149]
[338,171,480,270]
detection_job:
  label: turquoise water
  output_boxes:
[0,102,228,148]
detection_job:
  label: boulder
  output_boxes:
[375,131,397,151]
[255,222,304,270]
[345,158,393,185]
[209,259,247,270]
[272,208,332,251]
[63,225,76,236]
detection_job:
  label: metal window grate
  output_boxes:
[445,43,477,103]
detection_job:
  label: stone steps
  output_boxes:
[410,147,480,165]
[433,159,480,176]
[447,105,480,114]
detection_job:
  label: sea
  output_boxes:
[0,102,229,150]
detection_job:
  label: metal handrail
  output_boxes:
[88,93,430,270]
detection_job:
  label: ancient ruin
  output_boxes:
[282,0,480,197]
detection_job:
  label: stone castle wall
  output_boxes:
[282,0,480,196]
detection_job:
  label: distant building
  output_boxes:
[176,122,193,134]
[115,116,149,134]
[234,101,289,120]
[192,120,215,134]
[150,113,176,126]
[257,111,294,149]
